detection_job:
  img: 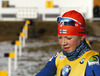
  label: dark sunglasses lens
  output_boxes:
[64,21,75,26]
[57,17,60,24]
[57,17,75,26]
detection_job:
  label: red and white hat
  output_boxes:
[57,10,86,35]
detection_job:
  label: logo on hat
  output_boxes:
[60,29,67,34]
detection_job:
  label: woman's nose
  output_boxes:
[62,38,67,46]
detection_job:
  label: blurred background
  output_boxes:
[0,0,100,76]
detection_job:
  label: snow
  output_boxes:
[0,40,58,76]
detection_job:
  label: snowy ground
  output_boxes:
[0,40,58,76]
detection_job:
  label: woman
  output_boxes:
[35,10,100,76]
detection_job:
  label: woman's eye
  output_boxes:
[67,38,71,40]
[66,37,72,40]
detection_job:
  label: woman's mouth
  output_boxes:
[63,47,70,51]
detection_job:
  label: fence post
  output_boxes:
[0,70,7,76]
[22,25,28,40]
[23,20,30,39]
[14,40,21,71]
[19,32,25,50]
[4,52,15,76]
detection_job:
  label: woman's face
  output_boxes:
[58,35,84,52]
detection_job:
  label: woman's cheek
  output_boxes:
[58,40,62,46]
[68,39,76,46]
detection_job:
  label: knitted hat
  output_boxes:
[57,10,86,35]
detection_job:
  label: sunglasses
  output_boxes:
[57,17,85,30]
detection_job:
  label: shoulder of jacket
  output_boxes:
[88,55,100,66]
[49,51,62,61]
[54,51,62,57]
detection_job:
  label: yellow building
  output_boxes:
[94,0,100,6]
